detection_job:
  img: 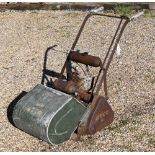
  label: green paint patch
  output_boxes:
[48,98,86,145]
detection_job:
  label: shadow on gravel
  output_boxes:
[7,91,28,127]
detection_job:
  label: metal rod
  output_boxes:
[95,20,129,95]
[91,18,123,96]
[59,14,92,80]
[102,19,123,68]
[71,14,92,50]
[105,21,129,71]
[92,13,129,20]
[41,45,57,85]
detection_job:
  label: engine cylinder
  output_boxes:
[69,51,102,67]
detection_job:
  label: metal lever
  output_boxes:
[130,11,144,21]
[90,7,104,13]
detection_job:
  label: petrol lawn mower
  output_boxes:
[12,7,144,145]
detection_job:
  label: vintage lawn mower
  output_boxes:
[12,8,144,145]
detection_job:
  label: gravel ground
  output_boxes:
[0,10,155,152]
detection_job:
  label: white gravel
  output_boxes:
[0,10,155,151]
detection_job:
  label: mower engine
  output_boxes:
[54,51,102,103]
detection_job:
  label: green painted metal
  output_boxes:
[48,98,86,144]
[12,84,86,145]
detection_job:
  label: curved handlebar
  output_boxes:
[90,7,104,13]
[130,11,144,21]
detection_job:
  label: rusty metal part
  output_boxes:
[91,19,124,98]
[92,19,123,91]
[54,79,76,94]
[77,90,91,103]
[70,72,91,102]
[70,71,85,91]
[77,95,114,138]
[95,20,130,96]
[54,78,91,102]
[89,18,130,99]
[59,14,92,81]
[70,72,82,83]
[41,45,58,85]
[87,96,114,134]
[69,51,102,67]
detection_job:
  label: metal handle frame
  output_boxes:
[59,10,143,99]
